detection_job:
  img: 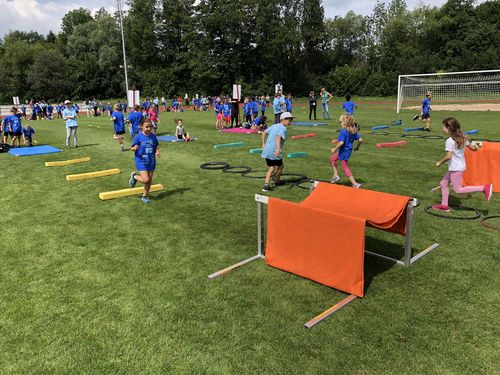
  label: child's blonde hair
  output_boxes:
[114,103,120,111]
[341,115,358,134]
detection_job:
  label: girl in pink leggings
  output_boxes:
[330,116,363,188]
[433,117,493,211]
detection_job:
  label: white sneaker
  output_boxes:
[352,183,362,188]
[330,176,340,184]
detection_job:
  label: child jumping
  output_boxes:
[111,104,126,152]
[330,115,363,188]
[260,112,293,192]
[175,118,191,141]
[129,118,160,203]
[413,91,432,131]
[433,117,493,211]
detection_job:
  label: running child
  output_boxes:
[175,118,191,141]
[129,118,160,204]
[111,104,126,152]
[22,124,36,146]
[148,105,160,133]
[260,112,293,192]
[330,115,363,188]
[126,105,144,139]
[341,95,357,116]
[413,91,432,131]
[432,117,493,211]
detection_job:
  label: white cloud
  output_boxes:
[0,0,115,38]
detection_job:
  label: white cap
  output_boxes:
[64,100,72,104]
[280,112,294,121]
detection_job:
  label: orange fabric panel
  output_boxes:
[265,198,366,297]
[463,142,500,192]
[301,183,409,235]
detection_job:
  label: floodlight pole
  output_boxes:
[117,0,129,95]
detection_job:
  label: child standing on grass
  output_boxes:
[148,105,160,133]
[175,118,191,141]
[22,124,36,146]
[111,104,126,152]
[341,95,357,116]
[129,118,160,204]
[330,115,363,188]
[433,117,493,211]
[413,91,432,131]
[260,112,293,192]
[1,115,9,144]
[214,99,223,131]
[4,107,23,147]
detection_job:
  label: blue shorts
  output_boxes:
[422,113,430,119]
[135,161,156,171]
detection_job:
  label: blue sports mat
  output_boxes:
[157,135,196,142]
[293,122,328,127]
[9,145,62,156]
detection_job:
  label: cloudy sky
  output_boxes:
[0,0,486,38]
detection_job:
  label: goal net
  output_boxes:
[397,70,500,113]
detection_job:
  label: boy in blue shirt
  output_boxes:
[341,95,357,116]
[129,118,160,204]
[4,107,23,147]
[413,91,432,131]
[126,105,144,139]
[22,124,36,146]
[111,104,126,152]
[285,94,293,113]
[260,112,293,192]
[272,92,286,125]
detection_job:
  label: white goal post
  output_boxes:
[397,69,500,113]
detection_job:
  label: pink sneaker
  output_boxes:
[484,184,493,201]
[432,204,450,212]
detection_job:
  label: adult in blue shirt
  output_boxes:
[126,104,144,138]
[413,91,432,131]
[341,95,357,116]
[62,100,78,148]
[272,92,286,125]
[260,111,293,192]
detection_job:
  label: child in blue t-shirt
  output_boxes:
[22,124,36,146]
[251,115,267,132]
[341,95,357,116]
[413,91,432,131]
[260,112,293,192]
[222,99,231,129]
[111,104,126,151]
[4,107,23,147]
[285,94,293,113]
[129,118,160,203]
[260,96,266,116]
[126,105,144,138]
[330,115,363,188]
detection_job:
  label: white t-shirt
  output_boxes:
[176,125,185,136]
[445,137,469,171]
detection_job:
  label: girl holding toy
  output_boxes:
[433,117,493,212]
[129,118,160,203]
[330,115,363,188]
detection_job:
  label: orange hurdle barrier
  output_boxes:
[291,133,317,140]
[463,142,500,192]
[376,140,408,148]
[208,182,439,328]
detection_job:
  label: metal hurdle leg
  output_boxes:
[304,295,358,328]
[208,195,267,280]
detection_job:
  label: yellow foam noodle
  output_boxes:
[45,157,91,167]
[66,168,121,181]
[99,184,165,200]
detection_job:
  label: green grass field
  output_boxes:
[0,99,499,374]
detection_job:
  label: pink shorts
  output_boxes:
[217,113,223,120]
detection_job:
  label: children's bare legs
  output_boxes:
[439,171,488,206]
[134,171,154,196]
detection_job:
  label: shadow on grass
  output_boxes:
[154,187,191,200]
[76,143,100,148]
[364,236,403,292]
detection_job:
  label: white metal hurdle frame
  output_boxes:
[208,182,439,328]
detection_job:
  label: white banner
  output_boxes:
[275,83,283,94]
[232,84,242,100]
[127,90,140,108]
[12,97,20,105]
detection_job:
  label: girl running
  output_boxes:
[129,118,160,203]
[330,115,363,188]
[433,117,493,211]
[111,104,126,151]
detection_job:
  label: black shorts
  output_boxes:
[3,132,9,137]
[10,132,22,136]
[115,131,125,135]
[422,113,430,120]
[266,158,283,167]
[177,134,184,140]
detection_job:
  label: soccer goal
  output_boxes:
[397,70,500,113]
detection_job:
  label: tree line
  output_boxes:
[0,0,498,103]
